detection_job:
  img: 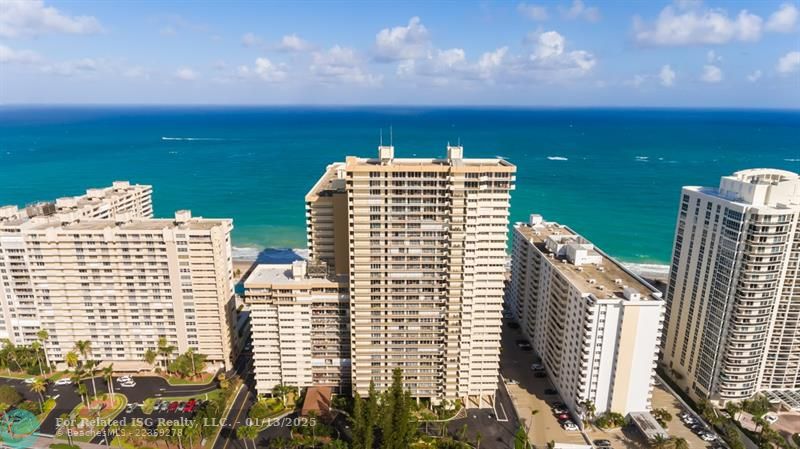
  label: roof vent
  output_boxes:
[587,278,597,284]
[174,210,192,224]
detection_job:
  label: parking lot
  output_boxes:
[499,322,588,448]
[0,373,220,444]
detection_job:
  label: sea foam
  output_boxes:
[547,156,568,161]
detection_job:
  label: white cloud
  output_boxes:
[746,69,762,82]
[776,51,800,74]
[374,17,431,62]
[766,3,799,33]
[277,34,312,52]
[174,67,198,81]
[625,74,647,88]
[701,64,723,83]
[238,57,287,82]
[633,5,763,46]
[562,0,600,22]
[528,30,596,74]
[311,46,382,86]
[398,46,510,86]
[660,64,676,86]
[40,58,103,77]
[517,3,548,21]
[0,44,41,64]
[0,0,102,38]
[241,32,262,47]
[706,50,722,64]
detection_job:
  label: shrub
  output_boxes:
[42,398,56,414]
[50,445,81,449]
[595,412,626,429]
[17,400,39,414]
[0,385,22,405]
[742,395,772,418]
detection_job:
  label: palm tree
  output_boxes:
[269,437,290,449]
[30,341,44,375]
[237,425,258,449]
[672,437,689,449]
[76,382,89,409]
[59,413,74,446]
[74,340,92,366]
[2,339,22,372]
[143,348,158,369]
[528,409,539,433]
[84,359,99,401]
[102,364,115,407]
[218,373,230,390]
[272,383,291,407]
[184,419,202,449]
[157,336,175,371]
[579,399,596,428]
[651,434,669,449]
[65,351,79,369]
[30,378,47,413]
[37,329,50,372]
[475,431,482,449]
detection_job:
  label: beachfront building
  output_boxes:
[0,183,236,370]
[662,169,800,403]
[244,260,350,394]
[246,144,515,407]
[506,214,665,417]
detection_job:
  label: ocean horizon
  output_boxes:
[1,106,798,269]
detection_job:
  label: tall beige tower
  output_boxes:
[305,145,515,406]
[662,169,800,403]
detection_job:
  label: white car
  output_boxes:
[23,378,35,384]
[54,378,72,386]
[531,363,544,371]
[700,433,718,442]
[764,414,778,425]
[563,421,579,431]
[117,376,133,383]
[119,381,136,388]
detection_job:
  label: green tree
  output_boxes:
[352,391,366,449]
[528,409,539,433]
[672,437,689,449]
[36,329,50,372]
[475,431,482,449]
[651,435,669,449]
[102,364,115,407]
[364,381,378,449]
[143,348,158,368]
[84,359,99,400]
[59,412,74,446]
[30,341,44,375]
[29,377,47,413]
[236,424,259,449]
[379,369,416,449]
[514,424,528,449]
[74,340,92,366]
[725,401,742,422]
[0,384,22,405]
[64,351,79,369]
[157,336,176,370]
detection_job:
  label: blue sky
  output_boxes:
[1,0,798,107]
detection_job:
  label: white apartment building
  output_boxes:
[507,215,665,417]
[244,260,350,394]
[0,183,235,370]
[662,169,800,403]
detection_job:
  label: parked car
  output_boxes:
[184,399,197,414]
[553,407,569,414]
[117,376,133,383]
[119,381,136,388]
[505,378,519,385]
[54,378,72,386]
[177,402,186,412]
[700,433,718,442]
[160,401,170,412]
[764,414,778,425]
[531,363,545,371]
[562,421,579,431]
[23,378,35,384]
[125,403,137,413]
[544,388,557,395]
[593,440,612,447]
[168,401,179,412]
[556,413,571,421]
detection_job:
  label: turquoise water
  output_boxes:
[1,106,798,265]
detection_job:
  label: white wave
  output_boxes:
[784,158,800,162]
[635,156,649,161]
[547,156,568,161]
[162,136,226,141]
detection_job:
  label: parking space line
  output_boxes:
[496,401,509,422]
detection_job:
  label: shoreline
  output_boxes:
[231,246,670,283]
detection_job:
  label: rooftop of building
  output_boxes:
[306,163,346,202]
[345,145,515,170]
[687,168,800,208]
[515,215,662,302]
[22,210,228,232]
[244,260,345,288]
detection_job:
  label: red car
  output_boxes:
[168,401,179,412]
[183,399,197,413]
[556,413,571,421]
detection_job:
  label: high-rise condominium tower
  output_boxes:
[0,182,235,370]
[662,169,800,403]
[507,215,665,417]
[303,145,515,406]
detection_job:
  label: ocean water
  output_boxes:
[1,106,798,267]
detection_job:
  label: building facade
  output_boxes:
[0,183,236,370]
[247,145,515,407]
[507,215,665,417]
[244,261,350,394]
[662,169,800,403]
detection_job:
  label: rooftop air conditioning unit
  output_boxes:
[587,279,596,284]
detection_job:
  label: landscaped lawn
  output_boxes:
[62,393,127,443]
[163,372,215,385]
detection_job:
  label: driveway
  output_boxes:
[499,323,587,448]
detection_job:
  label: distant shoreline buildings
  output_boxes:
[0,182,236,370]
